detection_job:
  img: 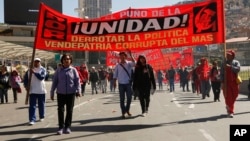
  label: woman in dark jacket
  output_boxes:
[0,65,10,104]
[133,55,156,117]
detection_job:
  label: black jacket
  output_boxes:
[133,64,156,90]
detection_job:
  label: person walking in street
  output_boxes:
[79,65,88,96]
[108,68,116,92]
[50,54,81,135]
[9,70,22,103]
[182,67,190,92]
[0,65,10,104]
[99,66,108,93]
[197,58,211,99]
[210,61,221,102]
[133,55,156,117]
[194,63,201,95]
[89,67,99,94]
[167,66,176,93]
[23,58,47,125]
[178,67,184,88]
[220,50,240,118]
[156,70,164,90]
[190,66,196,93]
[113,51,135,119]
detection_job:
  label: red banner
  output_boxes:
[35,0,224,51]
[106,48,193,71]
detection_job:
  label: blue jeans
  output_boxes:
[169,78,175,92]
[118,84,132,114]
[29,94,45,122]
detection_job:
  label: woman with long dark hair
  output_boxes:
[133,55,156,117]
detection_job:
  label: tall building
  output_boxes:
[75,0,112,65]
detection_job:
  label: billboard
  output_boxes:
[4,0,62,25]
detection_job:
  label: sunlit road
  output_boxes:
[0,82,249,141]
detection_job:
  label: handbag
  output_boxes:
[236,74,242,84]
[17,87,22,93]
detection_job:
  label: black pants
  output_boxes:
[81,83,87,94]
[211,81,221,101]
[182,80,189,91]
[138,88,150,113]
[0,88,8,103]
[191,82,196,93]
[57,94,75,129]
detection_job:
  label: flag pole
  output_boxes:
[221,0,227,98]
[25,3,44,104]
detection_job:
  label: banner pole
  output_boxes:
[221,0,227,98]
[25,3,43,105]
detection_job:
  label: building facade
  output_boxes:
[75,0,112,65]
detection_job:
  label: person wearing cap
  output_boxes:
[220,50,240,118]
[133,55,156,117]
[50,53,81,135]
[23,57,47,125]
[113,50,135,119]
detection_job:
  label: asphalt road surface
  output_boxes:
[0,82,250,141]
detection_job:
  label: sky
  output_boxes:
[0,0,182,23]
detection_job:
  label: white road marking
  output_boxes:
[188,104,195,109]
[172,98,182,107]
[199,129,216,141]
[45,123,50,128]
[28,135,38,141]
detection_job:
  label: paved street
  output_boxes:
[0,82,250,141]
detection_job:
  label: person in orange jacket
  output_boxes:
[220,50,240,118]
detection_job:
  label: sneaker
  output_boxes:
[228,113,234,118]
[142,113,147,117]
[63,128,71,134]
[57,128,63,135]
[29,121,35,125]
[39,118,44,122]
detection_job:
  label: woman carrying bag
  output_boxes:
[133,55,156,117]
